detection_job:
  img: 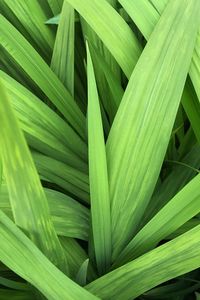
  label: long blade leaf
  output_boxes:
[65,0,141,78]
[87,44,111,274]
[86,223,200,300]
[51,1,75,95]
[0,81,68,273]
[1,185,90,241]
[0,210,99,300]
[0,15,85,138]
[114,173,200,266]
[106,0,200,258]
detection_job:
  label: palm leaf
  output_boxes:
[1,0,54,59]
[76,259,89,286]
[60,237,97,282]
[47,0,63,15]
[166,219,200,240]
[106,0,200,258]
[51,1,75,95]
[46,13,60,24]
[65,0,141,78]
[145,0,200,104]
[0,289,34,300]
[87,223,200,299]
[0,15,85,138]
[0,81,68,273]
[141,144,200,227]
[87,44,111,274]
[119,0,200,143]
[32,152,90,203]
[114,173,200,266]
[181,79,200,144]
[0,210,99,300]
[0,71,88,171]
[1,185,89,241]
[88,42,123,122]
[0,276,28,291]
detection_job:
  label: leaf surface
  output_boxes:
[106,0,200,258]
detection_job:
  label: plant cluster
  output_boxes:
[0,0,200,299]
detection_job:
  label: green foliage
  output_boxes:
[0,0,200,299]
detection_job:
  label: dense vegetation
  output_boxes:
[0,0,200,299]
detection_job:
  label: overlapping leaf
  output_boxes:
[1,184,89,240]
[51,1,75,95]
[0,211,99,300]
[1,0,54,60]
[119,0,200,143]
[65,0,141,78]
[106,0,200,258]
[87,223,200,299]
[0,70,88,170]
[114,173,200,266]
[0,82,68,273]
[32,152,90,203]
[0,15,85,138]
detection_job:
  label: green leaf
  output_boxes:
[0,159,2,189]
[65,0,141,78]
[0,15,86,139]
[0,289,34,300]
[1,185,90,241]
[0,276,28,291]
[46,189,89,240]
[81,23,114,123]
[165,219,200,240]
[114,173,200,266]
[0,210,99,300]
[146,0,200,104]
[86,223,200,299]
[60,237,97,282]
[119,0,200,143]
[182,80,200,145]
[196,292,200,299]
[45,12,79,24]
[79,0,121,120]
[1,0,54,59]
[140,144,200,228]
[190,31,200,103]
[51,1,75,95]
[32,152,90,203]
[146,280,200,299]
[76,259,89,286]
[119,0,158,40]
[87,44,111,274]
[47,0,63,15]
[45,13,60,24]
[88,42,123,122]
[0,81,68,274]
[106,0,200,259]
[0,70,88,170]
[178,127,197,159]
